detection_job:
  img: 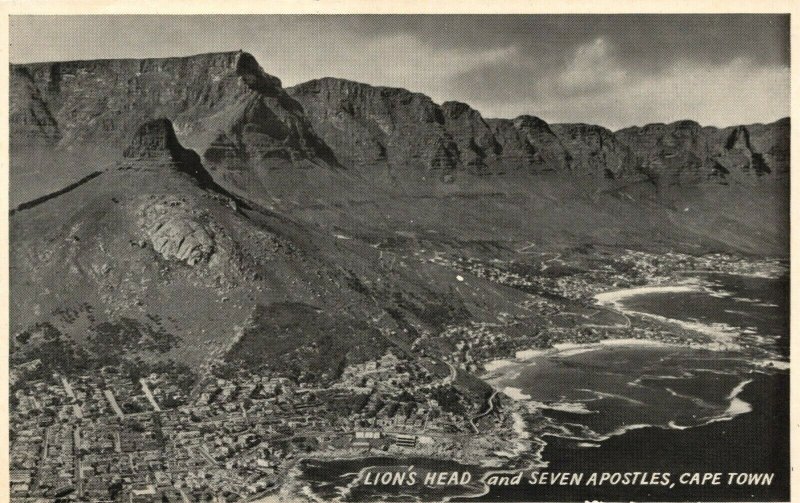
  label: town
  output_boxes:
[10,248,785,502]
[11,347,524,501]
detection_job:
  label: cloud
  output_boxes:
[479,56,789,129]
[554,38,629,97]
[354,34,519,101]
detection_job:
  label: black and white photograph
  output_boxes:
[4,6,793,502]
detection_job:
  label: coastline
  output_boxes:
[475,276,780,471]
[593,279,749,350]
[481,279,715,379]
[593,281,704,307]
[279,275,785,503]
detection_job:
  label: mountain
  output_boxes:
[10,51,789,260]
[10,50,345,205]
[8,49,790,418]
[287,78,632,179]
[288,77,788,184]
[11,115,542,382]
[6,44,793,503]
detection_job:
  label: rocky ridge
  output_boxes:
[9,51,790,257]
[288,76,788,183]
[11,50,789,189]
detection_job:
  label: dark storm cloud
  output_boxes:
[348,15,790,71]
[386,15,790,127]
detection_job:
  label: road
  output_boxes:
[140,379,162,412]
[540,253,563,271]
[73,426,83,498]
[104,389,125,418]
[583,307,632,329]
[60,376,76,400]
[470,390,499,433]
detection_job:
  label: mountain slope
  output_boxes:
[11,118,541,376]
[10,51,790,258]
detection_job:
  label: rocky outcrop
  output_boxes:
[145,210,216,266]
[615,119,789,184]
[551,123,635,178]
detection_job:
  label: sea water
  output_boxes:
[480,273,789,501]
[298,274,789,501]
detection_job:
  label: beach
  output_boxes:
[593,282,704,307]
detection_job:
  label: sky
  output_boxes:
[9,15,790,130]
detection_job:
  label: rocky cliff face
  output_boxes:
[289,75,788,184]
[510,115,572,172]
[9,68,62,147]
[550,123,635,178]
[287,78,463,178]
[440,101,501,172]
[123,117,228,193]
[11,50,788,195]
[288,78,583,178]
[10,51,337,191]
[615,119,788,185]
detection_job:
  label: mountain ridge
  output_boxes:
[10,50,790,257]
[287,74,787,184]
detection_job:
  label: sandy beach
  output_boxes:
[483,337,673,381]
[593,281,746,350]
[593,282,703,308]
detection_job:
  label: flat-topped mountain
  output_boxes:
[10,50,789,256]
[11,51,323,157]
[10,51,339,203]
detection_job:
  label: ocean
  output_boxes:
[478,272,789,501]
[298,273,789,502]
